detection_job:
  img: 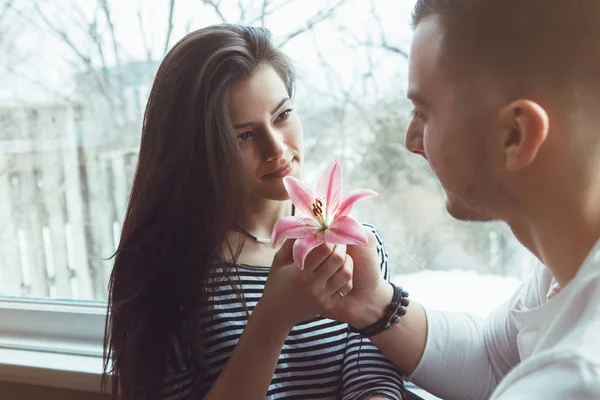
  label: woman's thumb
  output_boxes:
[272,239,295,267]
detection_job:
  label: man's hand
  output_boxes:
[322,230,393,328]
[324,229,428,375]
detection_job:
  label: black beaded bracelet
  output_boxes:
[349,283,409,338]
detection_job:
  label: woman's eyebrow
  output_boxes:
[233,97,291,129]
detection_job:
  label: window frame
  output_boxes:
[0,298,107,392]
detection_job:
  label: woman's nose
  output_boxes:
[263,127,287,161]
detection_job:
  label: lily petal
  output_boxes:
[315,160,342,219]
[283,176,317,218]
[324,215,368,245]
[293,233,325,270]
[336,189,378,217]
[270,216,320,248]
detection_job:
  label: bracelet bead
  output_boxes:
[349,283,410,338]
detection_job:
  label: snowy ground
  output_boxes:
[394,269,523,317]
[390,269,524,399]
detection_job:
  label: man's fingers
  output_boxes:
[314,245,347,279]
[303,243,335,273]
[325,255,354,294]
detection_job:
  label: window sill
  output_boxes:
[0,347,104,392]
[0,298,438,397]
[0,298,106,393]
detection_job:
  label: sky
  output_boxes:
[0,0,417,104]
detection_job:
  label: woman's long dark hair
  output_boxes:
[102,24,295,399]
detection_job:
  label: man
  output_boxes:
[332,0,600,399]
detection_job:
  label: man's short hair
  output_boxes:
[411,0,600,101]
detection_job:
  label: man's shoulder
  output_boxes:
[509,267,600,387]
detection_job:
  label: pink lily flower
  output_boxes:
[271,160,377,270]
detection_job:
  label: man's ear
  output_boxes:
[498,100,549,173]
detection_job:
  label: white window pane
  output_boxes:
[0,0,529,322]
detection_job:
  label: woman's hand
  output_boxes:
[204,239,352,400]
[322,230,392,328]
[260,239,354,332]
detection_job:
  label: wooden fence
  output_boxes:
[0,103,137,301]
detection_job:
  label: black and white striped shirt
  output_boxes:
[159,225,405,399]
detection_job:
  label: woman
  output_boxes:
[103,24,405,400]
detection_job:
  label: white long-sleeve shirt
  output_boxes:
[409,239,600,400]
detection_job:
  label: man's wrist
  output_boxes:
[351,280,394,329]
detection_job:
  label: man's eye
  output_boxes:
[238,131,253,141]
[410,109,424,120]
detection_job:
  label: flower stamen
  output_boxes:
[312,199,326,227]
[312,199,323,217]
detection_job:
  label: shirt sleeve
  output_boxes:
[340,225,406,400]
[491,356,600,399]
[406,273,537,400]
[341,332,406,400]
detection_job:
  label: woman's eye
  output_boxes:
[238,131,253,142]
[276,109,293,122]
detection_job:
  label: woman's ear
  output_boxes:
[498,99,549,173]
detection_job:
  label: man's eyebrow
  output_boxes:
[407,90,429,106]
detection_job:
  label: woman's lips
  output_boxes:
[264,159,293,178]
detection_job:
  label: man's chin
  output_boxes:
[445,199,495,222]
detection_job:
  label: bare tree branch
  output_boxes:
[3,64,76,104]
[237,0,246,23]
[260,0,269,26]
[309,29,338,94]
[378,42,408,58]
[136,6,152,62]
[336,22,408,59]
[89,9,109,76]
[184,18,193,35]
[247,0,299,26]
[163,0,176,55]
[0,0,14,25]
[308,29,377,134]
[332,23,381,99]
[33,4,92,68]
[99,0,124,87]
[202,0,227,23]
[361,40,378,99]
[0,2,39,75]
[0,0,15,61]
[368,0,408,58]
[60,1,94,37]
[278,0,350,48]
[32,2,116,109]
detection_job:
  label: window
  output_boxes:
[0,0,535,395]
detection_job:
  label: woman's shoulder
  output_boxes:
[207,262,270,278]
[361,222,383,238]
[361,222,387,250]
[360,222,390,277]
